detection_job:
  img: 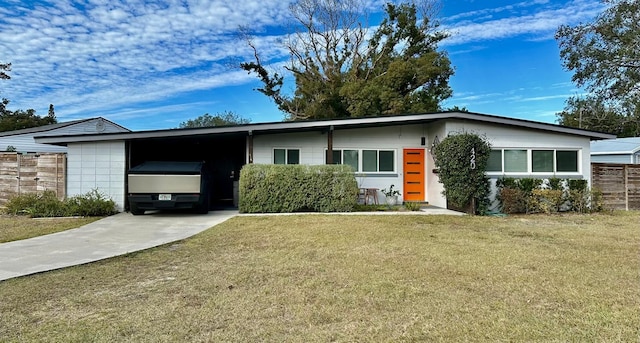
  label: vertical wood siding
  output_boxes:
[0,152,66,206]
[592,163,640,210]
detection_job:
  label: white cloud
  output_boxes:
[0,0,604,123]
[442,0,604,45]
[0,0,295,118]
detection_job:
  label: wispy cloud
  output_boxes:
[442,0,604,45]
[0,0,604,124]
[0,0,294,119]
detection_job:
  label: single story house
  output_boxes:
[591,137,640,164]
[34,111,614,212]
[0,117,129,153]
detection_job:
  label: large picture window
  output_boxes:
[274,148,300,165]
[488,149,579,174]
[326,149,395,173]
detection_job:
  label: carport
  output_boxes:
[127,132,246,208]
[34,121,343,212]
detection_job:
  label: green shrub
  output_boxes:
[404,202,422,211]
[4,193,40,215]
[496,177,604,214]
[531,189,565,214]
[5,191,68,217]
[568,187,604,213]
[498,187,527,214]
[432,132,492,214]
[568,179,588,192]
[239,164,358,213]
[547,177,564,191]
[66,189,118,217]
[517,178,543,194]
[4,189,117,218]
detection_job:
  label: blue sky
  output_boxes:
[0,0,604,131]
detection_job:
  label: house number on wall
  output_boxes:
[470,147,476,170]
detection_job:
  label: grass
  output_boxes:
[0,215,100,243]
[1,212,639,342]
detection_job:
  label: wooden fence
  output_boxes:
[0,152,66,206]
[591,163,640,210]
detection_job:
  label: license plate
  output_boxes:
[158,194,171,201]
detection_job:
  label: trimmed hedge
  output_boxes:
[239,164,359,213]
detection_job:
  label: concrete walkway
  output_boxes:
[0,206,462,282]
[0,210,238,282]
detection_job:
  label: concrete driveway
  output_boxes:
[0,210,238,282]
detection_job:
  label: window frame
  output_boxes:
[325,148,397,174]
[487,148,581,175]
[273,148,301,165]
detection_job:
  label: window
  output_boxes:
[504,150,527,172]
[325,149,395,173]
[329,149,359,171]
[556,150,578,172]
[487,150,503,172]
[273,148,299,164]
[488,149,579,174]
[532,150,554,172]
[379,150,394,172]
[362,150,378,172]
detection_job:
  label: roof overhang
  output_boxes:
[34,111,616,146]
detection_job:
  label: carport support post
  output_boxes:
[327,125,334,164]
[248,131,254,164]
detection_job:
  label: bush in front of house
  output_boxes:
[4,189,117,218]
[65,189,118,217]
[4,191,68,217]
[432,132,492,214]
[496,177,604,214]
[239,164,359,213]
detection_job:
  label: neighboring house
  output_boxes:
[34,111,614,211]
[0,117,130,153]
[590,137,640,164]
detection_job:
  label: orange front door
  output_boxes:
[403,149,425,202]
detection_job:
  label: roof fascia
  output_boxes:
[34,111,615,145]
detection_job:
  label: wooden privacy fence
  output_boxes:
[591,163,640,210]
[0,152,66,206]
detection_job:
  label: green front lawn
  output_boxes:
[1,213,638,342]
[0,216,100,243]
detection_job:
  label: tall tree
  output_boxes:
[0,99,57,132]
[241,0,453,121]
[556,0,640,137]
[48,104,55,120]
[178,111,250,128]
[0,62,57,132]
[556,96,639,137]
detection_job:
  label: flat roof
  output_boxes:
[591,137,640,155]
[34,111,615,145]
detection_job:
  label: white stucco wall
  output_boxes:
[445,120,591,181]
[253,125,430,204]
[67,141,126,211]
[251,120,593,208]
[425,122,447,208]
[59,119,595,212]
